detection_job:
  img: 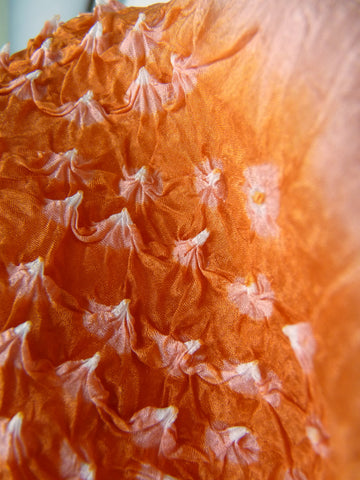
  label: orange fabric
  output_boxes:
[0,0,359,479]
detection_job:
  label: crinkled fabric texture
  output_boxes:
[0,0,360,479]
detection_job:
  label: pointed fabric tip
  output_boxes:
[26,70,42,80]
[88,22,103,39]
[26,257,45,276]
[112,299,131,317]
[207,168,222,185]
[120,208,133,226]
[134,166,147,183]
[136,67,151,86]
[192,229,210,246]
[64,148,78,161]
[83,352,100,372]
[39,14,61,39]
[227,426,250,443]
[14,321,32,337]
[108,208,134,227]
[134,13,146,31]
[66,191,83,207]
[235,361,262,383]
[79,462,95,480]
[184,339,201,354]
[284,469,308,480]
[41,38,52,50]
[7,412,24,434]
[155,406,178,426]
[0,43,10,55]
[80,90,94,104]
[282,322,316,374]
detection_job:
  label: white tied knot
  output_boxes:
[206,168,221,186]
[170,53,177,68]
[306,426,321,445]
[26,257,45,277]
[26,70,41,81]
[14,321,32,338]
[80,90,94,104]
[136,67,151,86]
[111,299,131,317]
[83,352,100,372]
[134,166,148,183]
[227,426,250,443]
[7,412,24,435]
[245,281,258,296]
[112,208,134,227]
[64,148,78,162]
[65,191,83,208]
[89,22,103,39]
[79,463,95,480]
[235,361,262,384]
[191,229,210,247]
[155,406,178,428]
[1,43,10,55]
[134,13,146,31]
[41,38,52,51]
[184,339,201,355]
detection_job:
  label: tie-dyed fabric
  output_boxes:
[0,0,359,478]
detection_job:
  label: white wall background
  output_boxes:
[0,0,9,47]
[0,0,169,54]
[122,0,168,5]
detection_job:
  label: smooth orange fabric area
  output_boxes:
[0,0,359,479]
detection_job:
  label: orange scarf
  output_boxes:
[0,0,359,478]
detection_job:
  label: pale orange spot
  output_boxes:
[245,274,255,287]
[306,426,321,445]
[252,191,266,204]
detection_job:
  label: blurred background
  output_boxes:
[0,0,169,54]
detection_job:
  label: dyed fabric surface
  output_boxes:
[0,0,360,478]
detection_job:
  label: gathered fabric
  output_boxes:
[0,0,359,478]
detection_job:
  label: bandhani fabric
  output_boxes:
[0,0,360,478]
